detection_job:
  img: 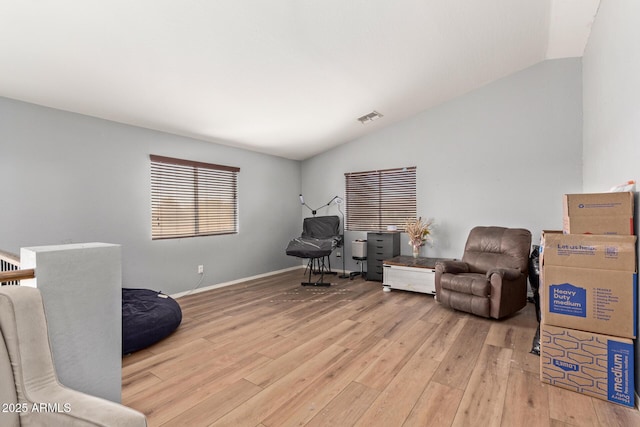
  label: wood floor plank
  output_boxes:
[592,397,640,427]
[334,308,399,350]
[123,338,213,380]
[451,344,512,427]
[416,310,468,362]
[273,293,365,339]
[121,371,163,402]
[262,335,389,427]
[201,317,298,363]
[403,381,464,427]
[548,383,599,427]
[418,300,461,323]
[431,316,492,389]
[376,296,437,341]
[509,346,542,376]
[160,379,263,427]
[305,381,379,427]
[485,317,540,377]
[353,345,440,426]
[127,352,272,425]
[120,272,640,427]
[354,319,437,391]
[140,312,249,355]
[256,305,359,360]
[122,348,156,364]
[346,290,401,323]
[501,367,550,427]
[147,342,229,381]
[485,322,520,349]
[210,344,352,426]
[245,319,357,388]
[485,307,537,355]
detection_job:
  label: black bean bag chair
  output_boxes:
[122,288,182,355]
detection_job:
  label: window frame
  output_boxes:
[345,166,417,232]
[150,155,240,240]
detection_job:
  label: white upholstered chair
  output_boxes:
[0,285,146,427]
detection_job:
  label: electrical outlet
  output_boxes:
[198,265,204,274]
[336,251,341,258]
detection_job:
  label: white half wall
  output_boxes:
[21,243,122,403]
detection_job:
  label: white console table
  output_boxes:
[383,256,453,295]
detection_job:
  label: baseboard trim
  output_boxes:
[171,265,304,299]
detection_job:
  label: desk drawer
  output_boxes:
[367,245,397,260]
[366,232,400,282]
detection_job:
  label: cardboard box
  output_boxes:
[540,323,635,408]
[542,265,637,338]
[542,233,637,272]
[539,230,563,264]
[563,192,634,235]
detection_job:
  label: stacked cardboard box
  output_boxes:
[539,192,637,408]
[562,191,634,235]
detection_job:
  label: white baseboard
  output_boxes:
[171,265,304,299]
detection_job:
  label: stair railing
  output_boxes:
[0,249,35,285]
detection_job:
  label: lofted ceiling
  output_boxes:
[0,1,600,160]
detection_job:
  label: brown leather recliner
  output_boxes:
[435,226,532,319]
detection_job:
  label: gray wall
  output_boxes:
[0,97,302,295]
[302,58,583,270]
[582,0,640,394]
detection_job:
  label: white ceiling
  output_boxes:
[0,0,599,160]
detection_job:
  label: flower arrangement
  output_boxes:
[404,217,434,257]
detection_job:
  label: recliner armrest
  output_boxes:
[486,267,521,281]
[436,260,469,274]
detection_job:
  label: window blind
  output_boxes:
[150,155,240,239]
[345,166,416,231]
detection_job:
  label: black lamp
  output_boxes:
[299,194,338,216]
[333,196,349,279]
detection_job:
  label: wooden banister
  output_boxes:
[1,249,35,284]
[0,269,35,282]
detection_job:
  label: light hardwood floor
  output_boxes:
[122,269,640,427]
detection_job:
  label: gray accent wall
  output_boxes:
[582,0,640,394]
[0,97,302,295]
[302,58,583,271]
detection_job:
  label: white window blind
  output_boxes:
[345,166,416,231]
[150,155,239,239]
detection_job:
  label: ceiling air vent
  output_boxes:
[357,111,383,124]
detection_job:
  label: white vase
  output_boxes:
[412,244,420,258]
